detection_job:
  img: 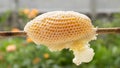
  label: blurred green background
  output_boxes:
[0,9,119,68]
[0,0,120,68]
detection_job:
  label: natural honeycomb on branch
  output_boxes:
[24,11,97,65]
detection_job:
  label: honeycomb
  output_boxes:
[24,11,97,65]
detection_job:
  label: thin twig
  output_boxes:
[0,31,26,37]
[0,28,120,37]
[97,28,120,34]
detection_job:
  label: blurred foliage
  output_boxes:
[0,38,74,68]
[0,11,11,30]
[0,11,11,23]
[0,11,120,68]
[0,9,39,30]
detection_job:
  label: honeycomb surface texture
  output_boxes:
[24,11,97,65]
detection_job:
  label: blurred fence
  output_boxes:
[0,0,120,13]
